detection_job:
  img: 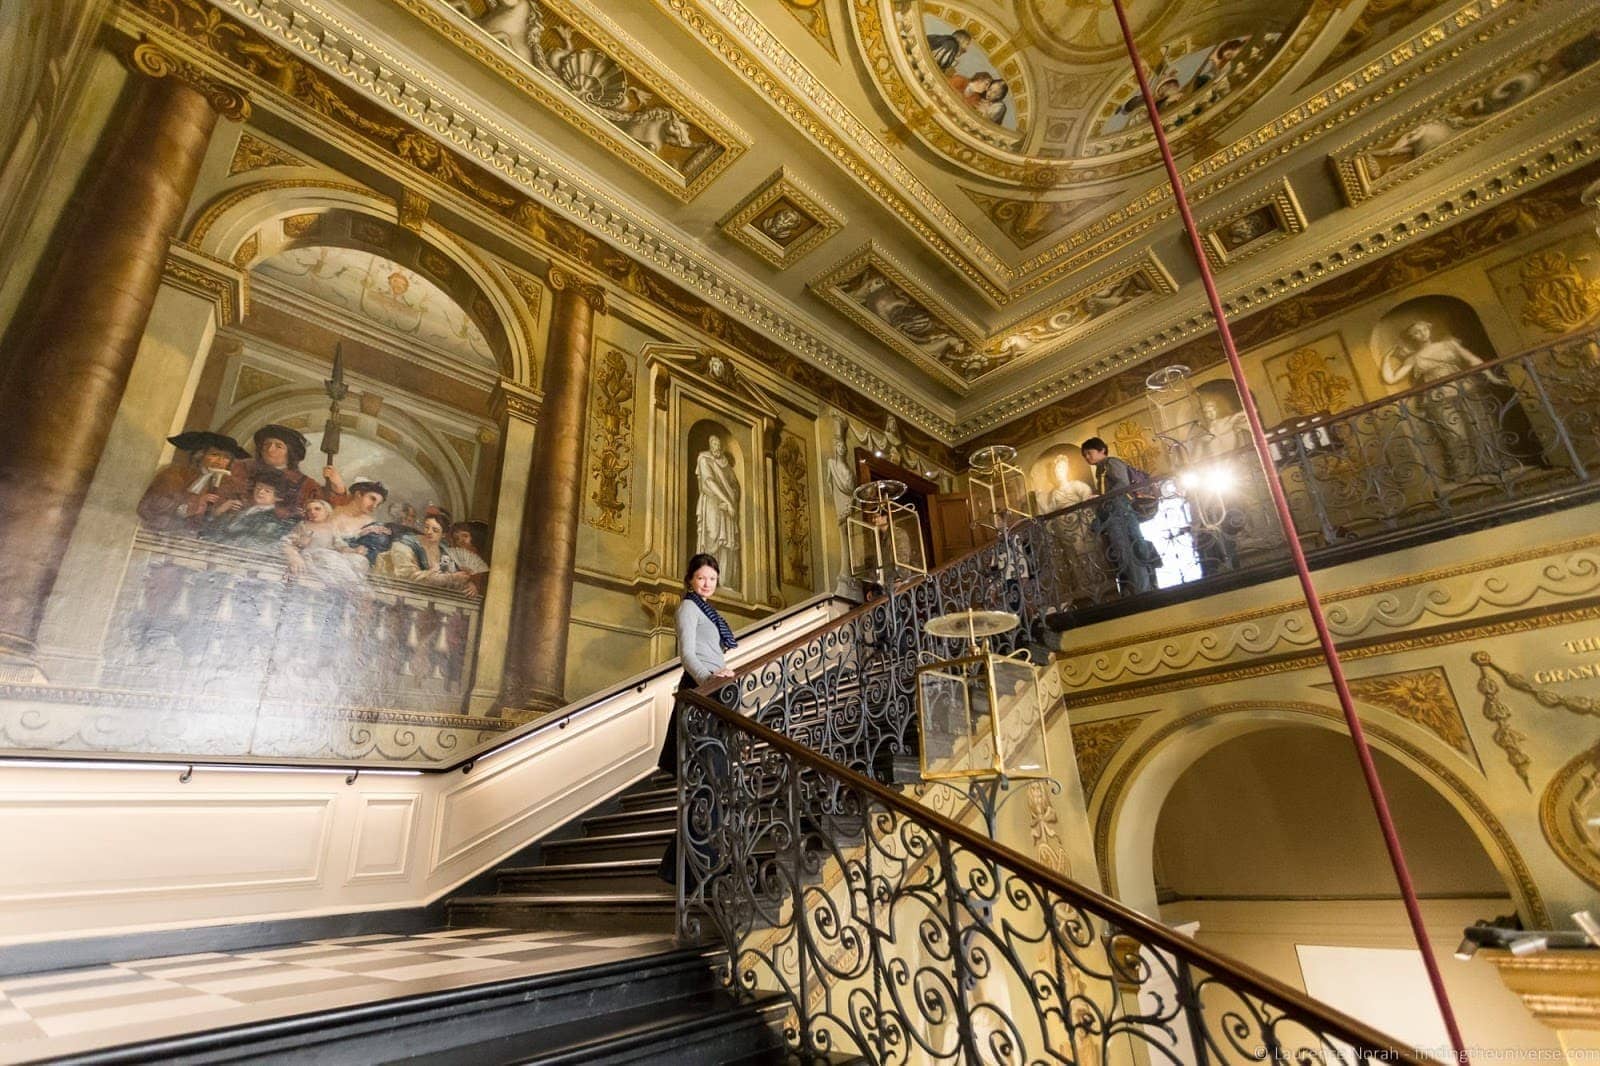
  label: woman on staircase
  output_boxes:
[657,553,738,884]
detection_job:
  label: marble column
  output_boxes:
[500,267,606,711]
[0,43,246,679]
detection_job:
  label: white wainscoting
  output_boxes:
[0,597,843,944]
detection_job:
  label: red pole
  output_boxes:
[1107,2,1468,1059]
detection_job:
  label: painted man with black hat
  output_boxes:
[221,424,343,518]
[138,431,250,533]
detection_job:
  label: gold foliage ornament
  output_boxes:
[1515,250,1600,335]
[776,434,812,587]
[1276,346,1354,417]
[585,347,634,534]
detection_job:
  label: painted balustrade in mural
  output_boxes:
[674,691,1428,1066]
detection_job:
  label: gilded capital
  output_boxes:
[546,265,607,315]
[492,378,541,425]
[129,40,252,122]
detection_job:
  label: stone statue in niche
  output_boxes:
[695,434,741,589]
[1040,455,1093,513]
[825,426,859,597]
[1378,320,1510,482]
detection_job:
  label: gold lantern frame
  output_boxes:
[915,609,1052,786]
[847,478,926,588]
[967,444,1032,533]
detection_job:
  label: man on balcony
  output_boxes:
[1082,437,1159,596]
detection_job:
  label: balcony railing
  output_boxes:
[1024,327,1600,625]
[676,688,1429,1065]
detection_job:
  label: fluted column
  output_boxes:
[501,267,606,711]
[0,42,247,678]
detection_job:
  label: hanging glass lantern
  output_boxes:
[848,479,926,589]
[967,444,1031,533]
[1145,364,1201,461]
[916,609,1051,782]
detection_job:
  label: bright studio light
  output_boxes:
[1179,463,1236,494]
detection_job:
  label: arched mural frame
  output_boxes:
[1089,700,1549,926]
[184,180,536,387]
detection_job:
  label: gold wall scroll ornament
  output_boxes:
[634,588,676,632]
[1274,345,1354,416]
[1109,420,1160,475]
[775,433,812,587]
[1315,667,1474,760]
[1514,250,1600,334]
[230,232,258,269]
[1071,715,1144,801]
[227,133,308,175]
[1538,740,1600,890]
[128,39,251,122]
[584,346,635,535]
[1027,779,1072,877]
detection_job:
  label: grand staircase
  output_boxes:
[448,773,679,935]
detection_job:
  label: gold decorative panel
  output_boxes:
[1071,715,1144,800]
[1487,233,1600,337]
[584,345,636,535]
[775,431,812,587]
[1314,667,1475,760]
[228,133,309,175]
[809,246,984,387]
[1198,178,1307,270]
[1263,334,1359,418]
[718,168,842,269]
[1332,22,1600,206]
[405,0,744,200]
[987,252,1176,369]
[776,0,835,57]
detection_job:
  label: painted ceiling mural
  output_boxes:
[254,247,497,367]
[348,0,1566,413]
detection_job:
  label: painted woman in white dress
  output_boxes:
[1379,320,1510,482]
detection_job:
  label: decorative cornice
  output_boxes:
[162,241,250,325]
[492,378,542,425]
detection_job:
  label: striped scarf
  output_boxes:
[686,591,738,651]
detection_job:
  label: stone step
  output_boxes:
[448,893,674,935]
[542,828,674,864]
[618,786,677,811]
[498,859,666,896]
[582,805,678,836]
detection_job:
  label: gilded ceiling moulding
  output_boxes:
[1331,16,1600,206]
[126,0,958,446]
[401,0,746,202]
[717,166,843,269]
[1195,177,1307,271]
[962,137,1600,438]
[809,243,987,389]
[658,0,1522,308]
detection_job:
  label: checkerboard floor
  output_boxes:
[0,928,678,1064]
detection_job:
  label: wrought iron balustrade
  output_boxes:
[674,689,1429,1066]
[718,534,1048,780]
[1025,326,1600,624]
